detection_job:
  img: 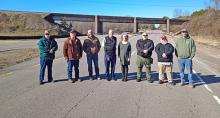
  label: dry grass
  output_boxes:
[193,36,220,48]
[0,48,39,69]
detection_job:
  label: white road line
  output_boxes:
[213,95,220,105]
[193,69,220,105]
[193,70,214,93]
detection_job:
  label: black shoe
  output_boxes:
[79,79,83,82]
[169,82,175,86]
[136,79,141,82]
[72,78,76,83]
[39,80,44,85]
[106,77,111,81]
[158,80,163,84]
[48,80,53,83]
[148,79,153,83]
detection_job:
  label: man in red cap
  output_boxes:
[155,34,175,85]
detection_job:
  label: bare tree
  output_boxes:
[211,0,220,10]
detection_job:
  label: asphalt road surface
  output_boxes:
[0,30,220,118]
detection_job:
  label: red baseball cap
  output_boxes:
[161,35,167,41]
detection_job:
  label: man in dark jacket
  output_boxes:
[83,29,101,80]
[63,30,83,83]
[136,32,154,83]
[103,29,117,81]
[37,30,58,85]
[155,35,175,85]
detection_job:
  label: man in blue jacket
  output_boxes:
[37,30,58,85]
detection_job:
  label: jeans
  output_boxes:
[178,58,193,84]
[104,55,116,79]
[39,57,53,81]
[86,53,99,77]
[67,60,79,80]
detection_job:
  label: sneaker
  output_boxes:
[122,78,125,82]
[89,76,93,80]
[68,79,74,83]
[158,80,163,84]
[79,78,83,82]
[39,80,44,85]
[97,76,101,80]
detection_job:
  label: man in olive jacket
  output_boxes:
[37,30,58,85]
[175,29,196,88]
[136,32,154,83]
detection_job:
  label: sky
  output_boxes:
[0,0,212,18]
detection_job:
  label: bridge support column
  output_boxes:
[95,15,102,34]
[166,18,170,33]
[133,17,138,33]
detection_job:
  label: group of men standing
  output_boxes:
[37,28,196,88]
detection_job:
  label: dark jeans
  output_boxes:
[86,53,99,77]
[121,65,128,79]
[104,55,116,79]
[67,60,79,80]
[39,57,53,81]
[178,58,193,84]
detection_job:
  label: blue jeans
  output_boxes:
[86,53,99,77]
[39,57,53,81]
[104,55,116,79]
[67,60,79,80]
[178,58,193,84]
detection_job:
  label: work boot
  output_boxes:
[158,80,163,84]
[136,78,141,82]
[39,80,44,85]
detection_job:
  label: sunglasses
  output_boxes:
[142,35,148,36]
[45,33,50,35]
[181,31,187,33]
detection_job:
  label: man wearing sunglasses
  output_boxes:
[37,30,58,85]
[175,29,196,88]
[136,32,154,83]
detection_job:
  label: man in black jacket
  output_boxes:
[136,32,154,82]
[155,35,175,85]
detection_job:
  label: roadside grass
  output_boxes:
[0,48,39,69]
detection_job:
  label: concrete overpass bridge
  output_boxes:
[45,13,188,34]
